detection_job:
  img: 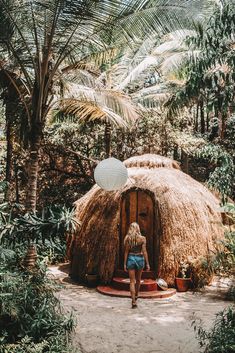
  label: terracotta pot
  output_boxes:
[175,277,192,292]
[86,274,99,287]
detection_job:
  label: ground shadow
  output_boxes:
[62,276,80,285]
[58,262,70,274]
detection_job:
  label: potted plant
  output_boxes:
[189,255,215,289]
[175,260,192,292]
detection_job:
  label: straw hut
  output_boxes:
[70,154,223,286]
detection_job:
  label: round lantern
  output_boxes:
[94,157,128,191]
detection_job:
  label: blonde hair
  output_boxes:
[124,222,144,248]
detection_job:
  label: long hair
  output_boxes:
[124,222,143,248]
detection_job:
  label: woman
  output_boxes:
[124,222,150,308]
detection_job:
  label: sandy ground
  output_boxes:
[49,265,232,353]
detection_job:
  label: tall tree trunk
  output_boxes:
[206,95,210,132]
[181,149,189,174]
[206,110,210,132]
[5,103,14,202]
[116,128,124,159]
[26,149,40,211]
[26,78,44,212]
[218,112,227,140]
[200,100,205,134]
[25,119,42,265]
[26,134,41,212]
[14,162,20,203]
[195,103,199,132]
[173,145,178,160]
[105,121,111,158]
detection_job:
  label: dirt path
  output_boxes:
[49,266,231,353]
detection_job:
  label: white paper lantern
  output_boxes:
[94,157,128,191]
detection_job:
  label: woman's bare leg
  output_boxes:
[128,269,136,305]
[135,269,143,299]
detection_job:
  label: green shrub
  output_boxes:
[198,145,234,204]
[36,239,67,264]
[0,336,49,353]
[193,307,235,353]
[0,248,75,353]
[0,204,79,264]
[193,202,235,352]
[215,231,235,277]
[0,204,78,246]
[189,255,218,289]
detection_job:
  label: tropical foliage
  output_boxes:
[0,202,77,351]
[162,1,235,202]
[193,307,235,353]
[166,2,235,138]
[216,203,235,279]
[0,249,74,353]
[0,0,222,209]
[0,203,78,263]
[0,0,214,210]
[192,201,235,352]
[198,144,235,203]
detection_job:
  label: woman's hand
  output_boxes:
[124,265,127,272]
[146,264,150,271]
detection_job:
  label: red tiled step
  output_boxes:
[112,277,157,291]
[97,286,176,299]
[114,269,155,279]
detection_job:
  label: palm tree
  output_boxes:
[0,71,20,201]
[0,0,216,211]
[165,2,235,139]
[0,0,18,201]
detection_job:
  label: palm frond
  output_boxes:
[160,52,188,76]
[58,81,139,122]
[131,80,183,107]
[112,29,192,90]
[114,0,216,44]
[111,35,158,85]
[62,47,118,72]
[152,29,195,55]
[59,69,100,89]
[118,55,159,90]
[55,98,128,127]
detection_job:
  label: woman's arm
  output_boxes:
[142,238,150,270]
[124,244,129,271]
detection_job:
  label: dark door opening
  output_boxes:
[119,190,155,269]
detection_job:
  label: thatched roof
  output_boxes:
[71,154,223,285]
[124,154,180,170]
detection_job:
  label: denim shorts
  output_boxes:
[127,254,145,270]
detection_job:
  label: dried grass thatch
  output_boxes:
[70,154,223,286]
[124,154,180,170]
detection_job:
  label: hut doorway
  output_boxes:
[119,189,156,270]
